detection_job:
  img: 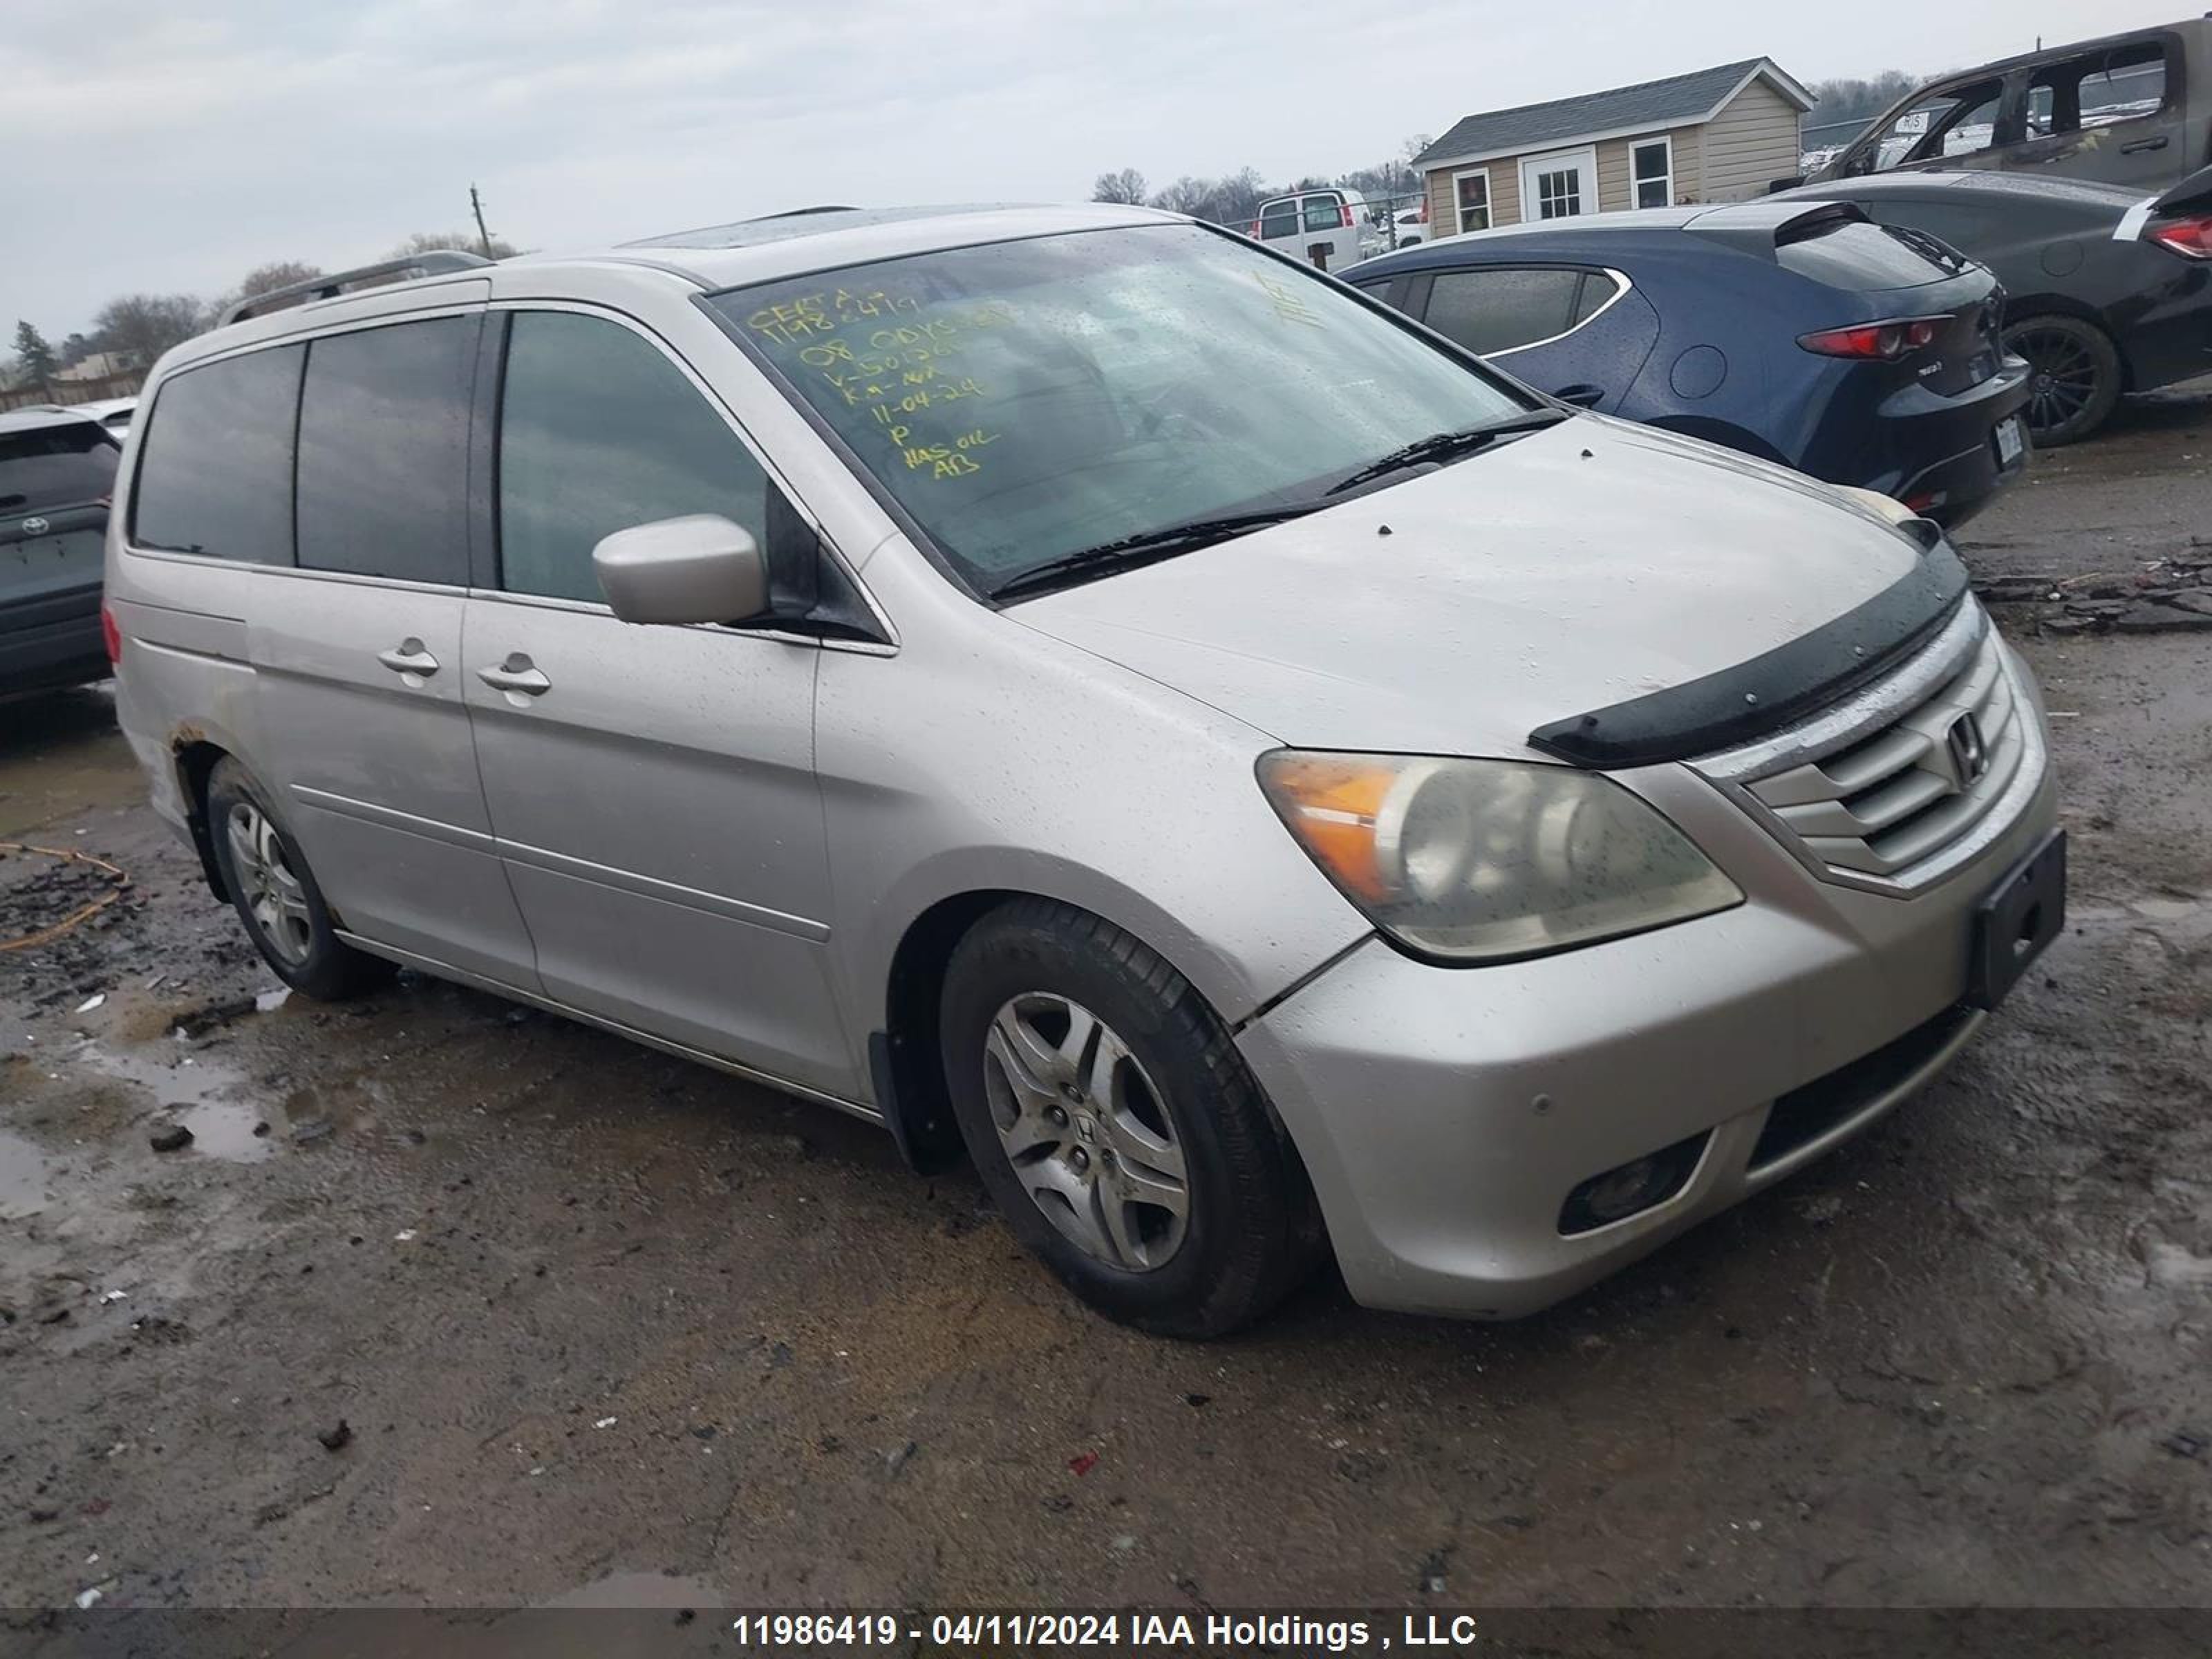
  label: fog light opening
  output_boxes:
[1558,1132,1710,1236]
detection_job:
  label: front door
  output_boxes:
[1519,148,1598,220]
[462,306,856,1097]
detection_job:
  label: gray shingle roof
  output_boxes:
[1417,59,1801,168]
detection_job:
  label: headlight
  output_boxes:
[1257,751,1742,964]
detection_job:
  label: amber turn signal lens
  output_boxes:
[1255,753,1400,903]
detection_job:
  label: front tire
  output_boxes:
[2004,314,2121,446]
[939,898,1323,1338]
[205,758,391,1001]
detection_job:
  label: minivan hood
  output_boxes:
[1013,418,1924,759]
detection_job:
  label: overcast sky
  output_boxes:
[5,0,2168,340]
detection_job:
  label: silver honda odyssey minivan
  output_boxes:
[106,205,2063,1335]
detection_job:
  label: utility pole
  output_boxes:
[470,185,496,259]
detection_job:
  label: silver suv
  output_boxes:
[106,206,2063,1335]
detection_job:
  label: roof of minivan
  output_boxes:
[608,202,1179,285]
[153,203,1183,377]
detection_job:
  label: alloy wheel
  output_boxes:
[225,800,313,964]
[980,992,1190,1271]
[2008,324,2099,436]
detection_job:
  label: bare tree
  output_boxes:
[1091,168,1149,206]
[237,261,325,300]
[91,294,209,368]
[390,229,518,261]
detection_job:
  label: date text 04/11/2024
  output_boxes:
[726,1613,1487,1650]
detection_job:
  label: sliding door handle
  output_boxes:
[477,659,551,696]
[376,640,440,677]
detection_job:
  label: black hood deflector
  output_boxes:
[1529,536,1970,769]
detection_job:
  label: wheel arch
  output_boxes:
[868,872,1324,1177]
[170,736,233,901]
[2001,302,2132,392]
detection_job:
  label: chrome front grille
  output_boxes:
[1693,601,2045,893]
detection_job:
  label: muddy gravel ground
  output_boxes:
[3,390,2210,1629]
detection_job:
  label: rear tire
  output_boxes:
[205,758,392,1001]
[939,898,1324,1338]
[2003,314,2121,446]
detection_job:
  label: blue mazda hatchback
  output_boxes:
[1349,198,2034,527]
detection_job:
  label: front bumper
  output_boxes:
[1237,653,2059,1320]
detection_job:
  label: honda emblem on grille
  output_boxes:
[1947,713,1989,784]
[19,516,49,537]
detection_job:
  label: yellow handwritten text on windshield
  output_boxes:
[745,288,1015,481]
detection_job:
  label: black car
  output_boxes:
[1771,168,2212,443]
[1351,197,2032,527]
[1,407,121,697]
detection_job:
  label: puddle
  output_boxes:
[0,1129,58,1219]
[68,1041,285,1163]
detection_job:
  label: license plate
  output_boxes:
[1993,415,2025,468]
[1966,830,2065,1011]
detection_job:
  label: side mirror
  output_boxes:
[592,515,768,626]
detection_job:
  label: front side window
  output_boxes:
[715,224,1530,595]
[497,310,769,603]
[131,346,303,565]
[1631,138,1673,209]
[0,422,119,516]
[1867,79,2003,170]
[1454,170,1491,234]
[1422,268,1586,356]
[295,317,476,584]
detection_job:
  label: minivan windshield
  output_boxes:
[712,223,1534,595]
[0,422,120,516]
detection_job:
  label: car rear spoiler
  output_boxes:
[2152,164,2212,219]
[1678,198,1869,259]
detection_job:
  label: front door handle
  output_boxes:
[2121,135,2171,155]
[376,639,440,678]
[477,657,551,697]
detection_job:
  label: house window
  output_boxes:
[1631,138,1674,209]
[1452,169,1491,234]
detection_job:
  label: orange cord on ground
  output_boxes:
[0,842,132,953]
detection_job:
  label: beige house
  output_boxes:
[1417,58,1815,238]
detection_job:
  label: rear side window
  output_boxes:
[1422,268,1585,355]
[295,317,476,584]
[132,346,303,564]
[496,311,769,603]
[0,423,119,516]
[1776,218,1961,289]
[2030,41,2171,136]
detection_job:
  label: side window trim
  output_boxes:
[481,301,894,648]
[1422,263,1632,359]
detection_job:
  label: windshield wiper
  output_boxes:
[990,503,1324,601]
[1323,409,1569,498]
